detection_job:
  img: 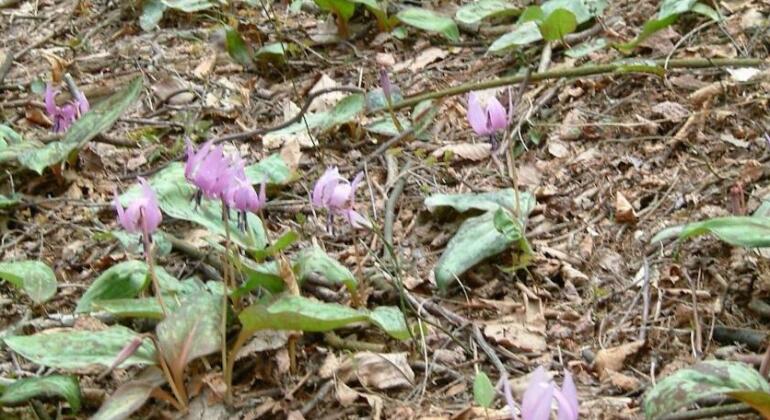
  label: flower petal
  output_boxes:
[522,367,554,420]
[555,371,579,420]
[486,96,507,132]
[467,92,490,136]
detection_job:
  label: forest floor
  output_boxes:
[1,0,769,419]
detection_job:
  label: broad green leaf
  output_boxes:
[643,360,770,419]
[156,293,222,371]
[352,0,391,30]
[541,0,605,24]
[425,189,535,214]
[365,88,404,111]
[455,0,519,25]
[650,216,770,248]
[616,0,717,54]
[615,13,680,54]
[396,8,460,42]
[94,297,178,319]
[18,78,142,174]
[158,183,266,250]
[225,26,254,68]
[488,20,543,53]
[0,124,23,145]
[315,0,356,20]
[434,211,517,290]
[232,260,284,296]
[92,367,167,420]
[161,0,216,12]
[659,0,697,19]
[4,326,157,370]
[76,261,183,313]
[364,117,417,138]
[0,375,81,412]
[493,207,523,241]
[565,37,607,58]
[540,8,577,41]
[140,0,167,31]
[255,42,296,62]
[240,295,409,340]
[518,5,545,23]
[0,194,20,209]
[294,246,357,293]
[252,230,299,261]
[0,260,57,303]
[726,390,770,418]
[262,94,365,144]
[473,371,495,408]
[109,230,172,256]
[691,3,720,21]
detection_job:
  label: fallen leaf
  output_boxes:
[193,52,217,79]
[280,137,303,171]
[651,101,689,122]
[558,108,585,141]
[263,101,316,149]
[394,47,448,73]
[548,140,570,158]
[484,313,547,352]
[340,352,414,390]
[727,67,761,82]
[319,352,341,379]
[308,74,344,112]
[432,143,491,161]
[594,340,645,379]
[604,369,641,392]
[151,77,196,105]
[335,380,359,406]
[235,330,290,360]
[615,192,637,223]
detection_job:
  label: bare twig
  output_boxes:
[660,403,754,420]
[639,258,651,343]
[383,161,412,256]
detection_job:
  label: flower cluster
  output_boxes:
[467,91,507,137]
[185,139,267,227]
[312,167,370,230]
[504,367,579,420]
[44,84,89,133]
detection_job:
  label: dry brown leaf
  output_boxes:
[193,51,217,79]
[604,369,641,392]
[319,352,341,379]
[279,137,303,171]
[431,143,491,161]
[484,313,547,352]
[594,340,645,379]
[308,74,344,112]
[335,380,360,406]
[394,47,448,73]
[340,352,414,389]
[264,101,316,149]
[548,140,570,158]
[651,101,689,122]
[615,192,637,223]
[235,330,289,360]
[151,77,196,104]
[561,263,589,286]
[558,108,585,141]
[286,411,306,420]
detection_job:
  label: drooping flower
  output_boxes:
[114,178,162,240]
[44,84,89,133]
[520,367,579,420]
[467,91,507,137]
[185,140,231,200]
[312,167,370,229]
[224,157,266,214]
[380,67,393,101]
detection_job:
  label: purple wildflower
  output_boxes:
[114,178,162,240]
[224,157,267,214]
[312,167,370,229]
[186,140,230,200]
[520,367,579,420]
[44,84,89,133]
[467,91,507,137]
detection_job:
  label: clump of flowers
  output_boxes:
[312,167,370,230]
[44,84,89,133]
[503,367,579,420]
[467,91,507,137]
[185,139,267,226]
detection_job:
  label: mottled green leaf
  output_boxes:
[644,361,770,419]
[240,295,409,340]
[396,8,460,42]
[140,0,167,31]
[541,0,605,24]
[0,124,23,145]
[0,375,81,412]
[156,293,222,374]
[109,230,172,256]
[488,20,543,53]
[161,0,215,12]
[473,371,495,408]
[0,194,20,209]
[565,37,607,58]
[92,367,166,420]
[0,260,57,303]
[4,326,157,370]
[294,246,357,293]
[426,189,535,214]
[252,230,299,261]
[315,0,356,20]
[455,0,519,25]
[650,216,770,248]
[18,78,142,174]
[232,260,284,296]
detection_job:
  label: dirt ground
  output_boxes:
[1,0,770,418]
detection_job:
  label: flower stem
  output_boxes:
[221,205,233,405]
[142,234,168,316]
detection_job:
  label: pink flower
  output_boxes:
[44,84,89,133]
[312,167,370,229]
[380,67,393,100]
[114,178,162,239]
[223,157,266,214]
[467,91,507,137]
[520,367,579,420]
[185,139,231,199]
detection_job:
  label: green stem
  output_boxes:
[376,57,764,113]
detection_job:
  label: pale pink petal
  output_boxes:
[44,85,59,117]
[138,178,162,235]
[467,92,489,136]
[328,183,351,209]
[343,209,371,229]
[522,367,554,420]
[312,167,341,208]
[486,97,507,132]
[75,91,89,115]
[556,371,579,420]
